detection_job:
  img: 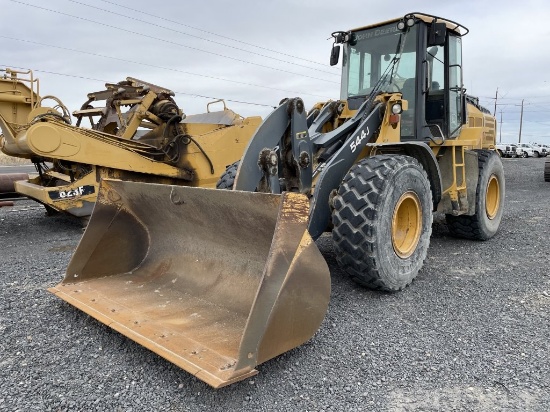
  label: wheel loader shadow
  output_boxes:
[430,214,451,239]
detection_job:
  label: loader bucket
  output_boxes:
[49,179,330,388]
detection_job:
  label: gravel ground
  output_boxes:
[1,158,549,411]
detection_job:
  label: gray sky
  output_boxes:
[3,0,550,144]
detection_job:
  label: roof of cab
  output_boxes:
[350,13,467,36]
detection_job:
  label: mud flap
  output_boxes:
[49,179,331,388]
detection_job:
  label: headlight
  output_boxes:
[391,103,403,114]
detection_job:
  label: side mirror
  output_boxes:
[330,45,341,66]
[428,22,446,46]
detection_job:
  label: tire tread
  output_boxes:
[446,150,503,240]
[332,155,432,291]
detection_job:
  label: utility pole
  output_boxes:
[499,110,503,142]
[518,99,524,143]
[493,87,498,116]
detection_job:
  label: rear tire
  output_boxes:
[332,155,433,291]
[216,161,240,190]
[446,150,504,240]
[544,160,550,182]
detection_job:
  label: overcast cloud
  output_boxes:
[3,0,550,144]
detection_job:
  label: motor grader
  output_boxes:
[49,13,504,388]
[0,69,261,218]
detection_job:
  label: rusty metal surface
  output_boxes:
[49,179,330,388]
[0,173,28,194]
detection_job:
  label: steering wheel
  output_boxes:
[386,82,401,93]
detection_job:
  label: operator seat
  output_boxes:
[401,78,416,106]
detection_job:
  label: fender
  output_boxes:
[367,141,443,209]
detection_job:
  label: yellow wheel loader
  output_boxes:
[0,69,261,218]
[50,13,504,388]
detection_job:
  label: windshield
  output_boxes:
[345,23,417,98]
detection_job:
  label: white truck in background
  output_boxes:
[515,143,537,158]
[497,143,547,158]
[495,143,518,158]
[529,143,548,157]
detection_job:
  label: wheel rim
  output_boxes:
[485,174,500,220]
[392,191,422,259]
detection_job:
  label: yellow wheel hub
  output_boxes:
[485,175,500,219]
[392,191,422,259]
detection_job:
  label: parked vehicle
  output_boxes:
[496,143,518,158]
[530,143,548,157]
[515,143,536,158]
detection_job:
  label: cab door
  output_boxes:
[447,34,464,138]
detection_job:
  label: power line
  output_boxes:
[496,109,550,114]
[523,119,550,125]
[1,35,332,99]
[9,0,339,85]
[67,0,339,77]
[479,95,550,100]
[98,0,334,69]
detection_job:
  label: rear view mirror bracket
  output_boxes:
[428,22,447,46]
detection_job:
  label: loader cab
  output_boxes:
[336,13,468,142]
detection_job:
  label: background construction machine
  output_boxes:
[0,69,261,218]
[50,13,504,388]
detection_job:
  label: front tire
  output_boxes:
[446,150,504,240]
[332,155,433,291]
[216,161,240,190]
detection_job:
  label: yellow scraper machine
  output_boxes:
[49,13,504,387]
[0,69,261,219]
